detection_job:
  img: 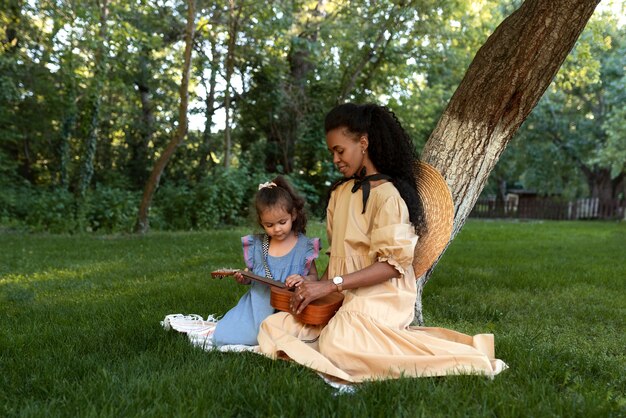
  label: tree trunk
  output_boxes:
[77,0,108,196]
[494,178,507,217]
[59,111,75,189]
[283,1,326,173]
[264,0,326,174]
[415,0,600,324]
[134,0,196,234]
[615,173,625,200]
[223,0,240,169]
[129,47,155,189]
[195,39,219,180]
[585,167,621,203]
[59,24,76,190]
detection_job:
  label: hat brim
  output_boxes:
[412,161,454,278]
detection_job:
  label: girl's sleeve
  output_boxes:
[368,196,418,277]
[241,235,256,270]
[303,237,321,275]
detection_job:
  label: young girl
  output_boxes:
[257,103,506,382]
[213,176,320,346]
[163,176,320,349]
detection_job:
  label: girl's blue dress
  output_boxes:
[213,234,320,346]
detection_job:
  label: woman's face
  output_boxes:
[326,128,367,178]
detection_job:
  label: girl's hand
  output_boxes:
[290,280,336,315]
[233,270,251,285]
[285,274,305,288]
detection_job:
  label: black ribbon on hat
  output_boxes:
[350,167,392,214]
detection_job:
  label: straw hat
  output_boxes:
[412,161,454,278]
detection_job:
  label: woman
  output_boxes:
[258,103,506,383]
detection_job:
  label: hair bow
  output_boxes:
[258,181,277,190]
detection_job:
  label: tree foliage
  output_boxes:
[485,9,625,202]
[0,0,620,232]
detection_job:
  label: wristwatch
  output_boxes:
[332,276,344,292]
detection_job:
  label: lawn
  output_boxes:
[1,220,624,417]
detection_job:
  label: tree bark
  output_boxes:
[223,0,241,169]
[262,0,327,174]
[129,47,155,189]
[77,0,108,196]
[195,39,219,179]
[59,24,77,190]
[585,168,621,203]
[282,0,326,173]
[135,0,196,234]
[416,0,600,324]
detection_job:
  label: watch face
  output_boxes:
[333,276,343,285]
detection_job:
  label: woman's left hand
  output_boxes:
[290,280,335,315]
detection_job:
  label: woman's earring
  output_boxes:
[362,150,365,155]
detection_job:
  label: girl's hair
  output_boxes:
[255,175,308,235]
[324,103,426,235]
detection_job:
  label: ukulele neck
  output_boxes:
[239,270,287,289]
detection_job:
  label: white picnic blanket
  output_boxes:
[160,313,355,394]
[160,314,258,353]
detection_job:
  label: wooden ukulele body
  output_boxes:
[269,287,344,326]
[211,269,343,326]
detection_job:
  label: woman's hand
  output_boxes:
[290,280,336,315]
[233,269,251,285]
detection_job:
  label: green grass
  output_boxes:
[1,220,625,417]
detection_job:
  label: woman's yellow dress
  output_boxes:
[258,181,507,383]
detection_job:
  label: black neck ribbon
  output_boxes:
[348,167,392,214]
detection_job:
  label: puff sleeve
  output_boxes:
[240,235,257,270]
[368,195,418,277]
[304,237,321,275]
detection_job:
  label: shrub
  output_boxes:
[0,167,318,233]
[0,185,140,233]
[194,167,259,229]
[26,188,78,233]
[152,183,196,230]
[82,186,140,233]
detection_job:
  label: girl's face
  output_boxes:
[259,205,295,241]
[326,127,367,178]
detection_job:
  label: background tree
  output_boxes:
[77,0,109,197]
[499,13,625,203]
[135,0,197,233]
[0,0,619,238]
[193,11,221,180]
[417,0,602,324]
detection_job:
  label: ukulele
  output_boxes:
[211,269,344,326]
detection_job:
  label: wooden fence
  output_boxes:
[470,197,626,220]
